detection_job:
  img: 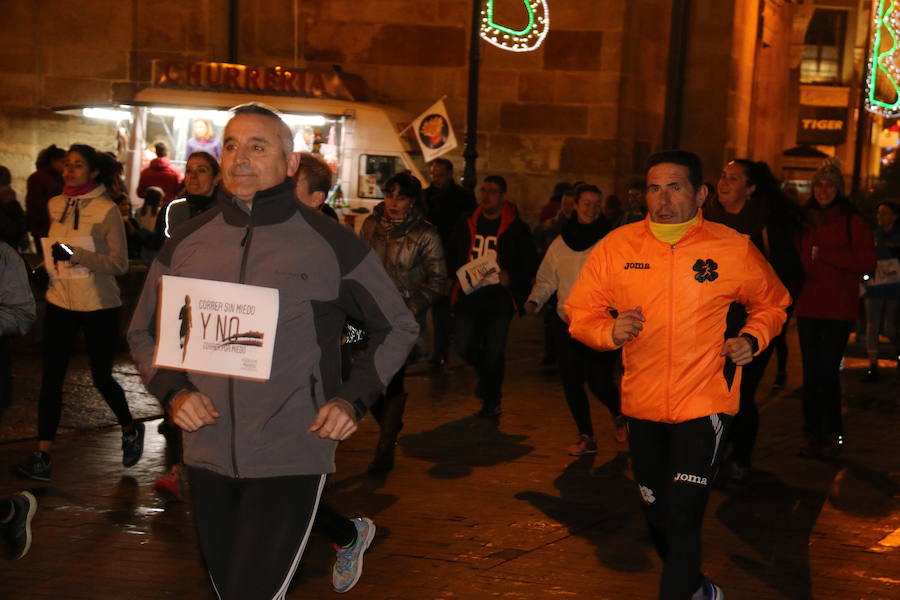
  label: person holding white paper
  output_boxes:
[14,145,143,482]
[863,201,900,381]
[447,175,538,418]
[127,103,418,600]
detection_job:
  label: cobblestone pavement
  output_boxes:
[0,315,897,599]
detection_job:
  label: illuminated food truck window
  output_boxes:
[358,155,406,199]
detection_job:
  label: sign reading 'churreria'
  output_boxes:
[150,59,355,100]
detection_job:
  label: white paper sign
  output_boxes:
[873,257,900,286]
[456,255,501,295]
[154,276,280,381]
[42,236,95,280]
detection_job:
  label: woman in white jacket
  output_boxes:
[15,145,144,481]
[525,184,625,455]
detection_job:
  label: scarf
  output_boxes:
[561,216,608,251]
[62,182,96,197]
[650,213,700,245]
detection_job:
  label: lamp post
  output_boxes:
[462,1,551,190]
[462,0,482,192]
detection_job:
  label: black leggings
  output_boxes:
[311,501,357,548]
[188,467,325,600]
[728,342,775,469]
[797,317,853,439]
[550,312,620,437]
[628,414,731,600]
[38,304,133,442]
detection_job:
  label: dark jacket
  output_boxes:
[448,202,538,314]
[704,197,804,297]
[795,201,876,321]
[360,203,448,318]
[0,187,25,250]
[127,178,419,478]
[138,158,181,203]
[424,181,476,249]
[25,166,62,238]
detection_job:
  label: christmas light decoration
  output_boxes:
[866,0,900,116]
[480,0,550,52]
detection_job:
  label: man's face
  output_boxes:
[876,204,897,231]
[645,163,706,224]
[221,113,297,202]
[430,162,452,188]
[478,181,505,215]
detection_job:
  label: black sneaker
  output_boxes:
[475,404,502,418]
[122,421,145,467]
[14,452,51,482]
[3,491,37,559]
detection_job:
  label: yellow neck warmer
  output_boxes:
[649,213,700,245]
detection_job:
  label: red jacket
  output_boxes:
[794,203,876,321]
[138,158,181,203]
[25,166,62,237]
[566,214,790,423]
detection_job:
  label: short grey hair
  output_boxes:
[228,102,294,157]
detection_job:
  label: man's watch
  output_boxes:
[740,333,759,355]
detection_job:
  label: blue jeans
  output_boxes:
[453,305,513,407]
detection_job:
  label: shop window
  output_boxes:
[358,155,406,199]
[800,9,847,84]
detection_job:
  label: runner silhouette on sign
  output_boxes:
[179,295,192,362]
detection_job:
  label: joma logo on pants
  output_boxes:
[673,472,708,485]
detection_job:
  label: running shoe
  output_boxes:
[14,452,51,482]
[4,491,37,560]
[333,517,376,593]
[692,579,725,600]
[153,466,184,501]
[566,434,597,456]
[820,435,843,459]
[475,403,502,418]
[122,421,145,467]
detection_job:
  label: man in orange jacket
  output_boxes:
[566,151,790,600]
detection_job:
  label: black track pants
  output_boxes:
[188,467,325,600]
[628,414,732,600]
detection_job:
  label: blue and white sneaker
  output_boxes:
[692,579,725,600]
[332,517,376,593]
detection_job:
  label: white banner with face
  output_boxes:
[154,275,279,381]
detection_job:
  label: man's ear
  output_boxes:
[286,152,301,177]
[695,182,708,209]
[312,190,326,209]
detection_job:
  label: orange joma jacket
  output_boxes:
[565,214,790,423]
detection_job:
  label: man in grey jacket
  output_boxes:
[0,240,35,417]
[128,103,418,600]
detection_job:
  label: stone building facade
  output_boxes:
[0,0,874,224]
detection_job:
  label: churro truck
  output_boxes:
[55,60,426,227]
